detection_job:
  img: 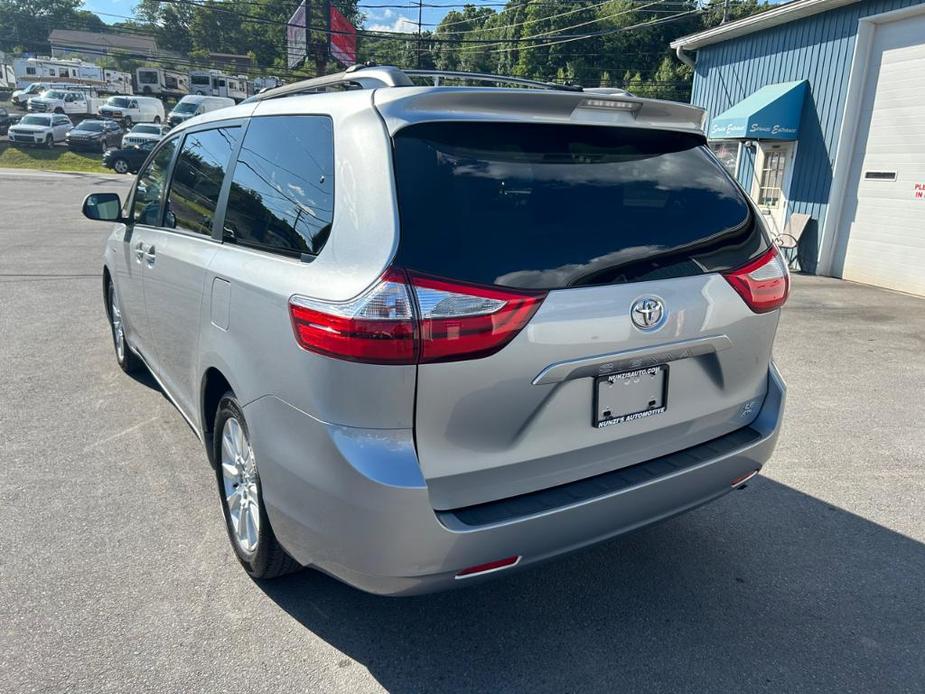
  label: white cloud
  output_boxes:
[366,16,418,33]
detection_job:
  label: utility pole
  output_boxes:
[722,0,730,24]
[417,0,423,68]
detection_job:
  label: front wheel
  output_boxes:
[44,135,54,149]
[123,116,133,128]
[153,116,161,124]
[112,158,129,174]
[214,394,300,579]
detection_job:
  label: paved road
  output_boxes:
[1,170,923,693]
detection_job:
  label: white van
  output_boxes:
[166,94,234,128]
[97,95,165,126]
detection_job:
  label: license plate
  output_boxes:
[594,365,668,428]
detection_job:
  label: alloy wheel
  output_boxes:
[109,284,125,363]
[113,159,128,174]
[221,417,260,554]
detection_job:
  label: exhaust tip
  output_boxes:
[730,469,760,489]
[455,555,521,580]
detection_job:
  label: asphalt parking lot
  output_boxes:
[1,170,923,693]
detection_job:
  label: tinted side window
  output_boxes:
[164,127,239,236]
[223,115,334,258]
[133,137,178,226]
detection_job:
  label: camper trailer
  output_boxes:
[134,67,189,98]
[188,70,248,102]
[13,58,132,94]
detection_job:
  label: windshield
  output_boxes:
[107,97,130,108]
[77,122,105,132]
[392,122,766,289]
[20,115,51,126]
[173,102,198,114]
[43,90,66,99]
[132,124,161,134]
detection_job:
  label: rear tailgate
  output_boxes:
[391,119,779,511]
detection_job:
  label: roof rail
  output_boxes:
[245,64,595,103]
[244,64,413,103]
[404,69,584,92]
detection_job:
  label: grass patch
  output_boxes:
[0,143,108,173]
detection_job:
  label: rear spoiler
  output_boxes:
[373,87,706,137]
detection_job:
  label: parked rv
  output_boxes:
[189,70,248,101]
[0,62,15,98]
[166,94,234,127]
[97,95,165,126]
[13,57,132,94]
[135,67,189,98]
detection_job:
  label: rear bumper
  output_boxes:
[248,363,785,596]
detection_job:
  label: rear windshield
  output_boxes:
[392,123,767,289]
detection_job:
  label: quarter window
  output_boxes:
[164,127,239,235]
[223,115,334,257]
[133,138,178,226]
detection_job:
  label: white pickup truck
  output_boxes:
[27,89,104,117]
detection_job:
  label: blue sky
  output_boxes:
[82,0,492,33]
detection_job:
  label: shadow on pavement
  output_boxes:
[257,477,925,692]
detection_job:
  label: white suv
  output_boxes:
[7,113,72,148]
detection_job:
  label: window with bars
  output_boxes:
[757,150,787,207]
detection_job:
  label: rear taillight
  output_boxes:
[289,269,417,364]
[289,269,546,364]
[723,247,790,313]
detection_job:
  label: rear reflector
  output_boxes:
[290,269,546,365]
[723,247,790,313]
[455,555,521,579]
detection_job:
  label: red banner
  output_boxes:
[329,6,357,67]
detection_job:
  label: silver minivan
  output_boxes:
[82,66,788,595]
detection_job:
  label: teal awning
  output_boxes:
[708,80,808,140]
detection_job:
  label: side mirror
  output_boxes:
[82,193,123,222]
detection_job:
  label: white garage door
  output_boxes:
[838,11,925,296]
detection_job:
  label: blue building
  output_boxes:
[671,0,925,296]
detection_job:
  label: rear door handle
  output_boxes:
[143,245,156,264]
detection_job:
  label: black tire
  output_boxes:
[54,107,64,114]
[112,158,129,174]
[213,393,300,579]
[44,135,54,149]
[107,281,143,374]
[123,116,133,128]
[153,116,161,124]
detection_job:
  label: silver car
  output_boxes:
[81,66,789,595]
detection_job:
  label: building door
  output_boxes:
[834,11,925,296]
[751,141,795,238]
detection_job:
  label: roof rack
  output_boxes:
[245,64,588,103]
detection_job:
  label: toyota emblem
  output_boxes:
[631,297,665,330]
